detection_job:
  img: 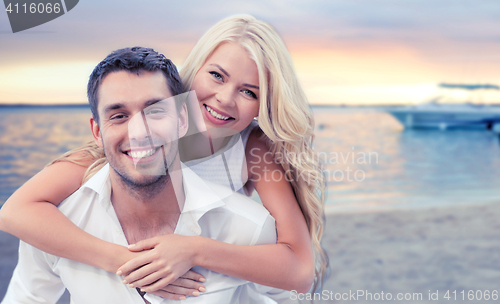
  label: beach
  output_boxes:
[319,203,500,303]
[2,202,500,303]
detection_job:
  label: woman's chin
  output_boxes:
[207,126,239,139]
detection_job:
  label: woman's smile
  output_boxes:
[203,104,235,125]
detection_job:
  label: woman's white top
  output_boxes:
[185,121,258,195]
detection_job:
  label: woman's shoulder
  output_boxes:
[245,126,274,166]
[246,125,268,149]
[241,120,260,147]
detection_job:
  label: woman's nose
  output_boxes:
[215,85,235,107]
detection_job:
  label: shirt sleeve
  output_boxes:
[2,241,65,304]
[254,214,277,245]
[252,214,294,303]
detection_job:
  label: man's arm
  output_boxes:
[2,241,65,304]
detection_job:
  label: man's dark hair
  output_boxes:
[87,47,184,124]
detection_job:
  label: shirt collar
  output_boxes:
[81,163,228,235]
[81,164,113,212]
[180,163,228,213]
[82,163,111,194]
[174,163,227,236]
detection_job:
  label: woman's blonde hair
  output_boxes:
[182,14,328,290]
[47,140,105,184]
[53,14,328,290]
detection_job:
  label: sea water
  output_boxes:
[313,106,500,213]
[1,106,500,212]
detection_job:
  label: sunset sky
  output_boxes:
[1,0,499,105]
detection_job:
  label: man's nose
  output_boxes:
[215,84,236,107]
[128,111,150,141]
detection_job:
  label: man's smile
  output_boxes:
[125,146,161,159]
[122,145,165,165]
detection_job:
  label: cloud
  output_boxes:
[1,0,500,104]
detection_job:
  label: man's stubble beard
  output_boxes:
[103,138,180,201]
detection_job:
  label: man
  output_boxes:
[2,47,281,303]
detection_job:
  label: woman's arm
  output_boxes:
[196,131,315,291]
[120,130,315,293]
[0,159,136,272]
[0,156,206,298]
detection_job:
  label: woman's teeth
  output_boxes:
[127,148,157,158]
[205,105,231,121]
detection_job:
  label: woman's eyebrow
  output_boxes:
[243,83,259,90]
[209,64,230,77]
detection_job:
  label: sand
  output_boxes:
[319,203,500,303]
[2,202,500,303]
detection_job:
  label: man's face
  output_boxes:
[91,70,188,187]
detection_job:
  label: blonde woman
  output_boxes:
[0,15,328,298]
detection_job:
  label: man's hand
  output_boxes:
[149,271,207,300]
[117,234,204,295]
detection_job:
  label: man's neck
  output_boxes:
[109,161,185,245]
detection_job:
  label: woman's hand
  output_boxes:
[117,234,203,293]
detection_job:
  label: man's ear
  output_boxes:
[178,103,189,138]
[90,117,103,148]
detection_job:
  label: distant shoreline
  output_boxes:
[0,103,407,109]
[0,104,90,108]
[2,103,499,112]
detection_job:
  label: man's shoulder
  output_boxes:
[203,180,272,226]
[196,180,276,247]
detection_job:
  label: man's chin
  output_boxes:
[134,164,167,177]
[120,171,168,188]
[110,161,169,187]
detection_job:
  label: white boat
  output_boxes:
[389,102,500,130]
[387,83,500,131]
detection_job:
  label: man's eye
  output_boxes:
[210,71,223,81]
[145,109,165,115]
[110,114,126,120]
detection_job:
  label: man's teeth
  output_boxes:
[128,148,157,158]
[206,105,231,121]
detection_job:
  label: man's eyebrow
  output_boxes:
[209,64,230,77]
[103,103,125,115]
[103,99,166,115]
[144,99,165,107]
[243,83,259,90]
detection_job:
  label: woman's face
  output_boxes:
[191,42,260,136]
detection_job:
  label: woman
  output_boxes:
[0,14,328,299]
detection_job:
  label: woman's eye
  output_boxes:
[209,71,223,81]
[243,89,257,99]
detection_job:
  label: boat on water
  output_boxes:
[387,83,500,131]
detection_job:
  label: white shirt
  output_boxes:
[3,164,288,304]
